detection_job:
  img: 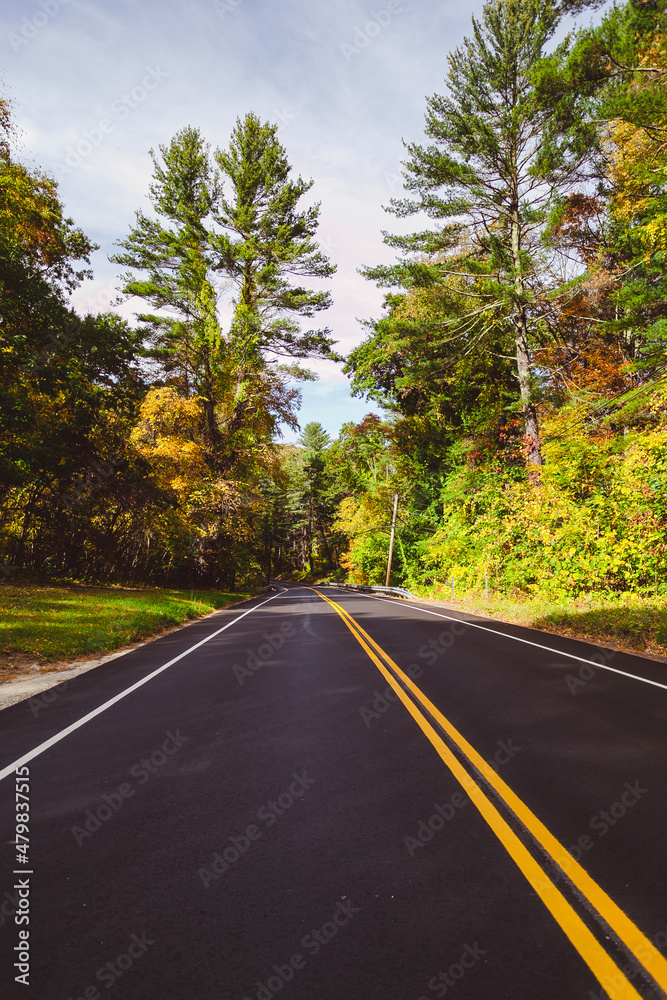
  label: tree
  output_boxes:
[536,0,667,419]
[346,283,520,471]
[112,127,226,461]
[213,113,338,366]
[113,115,338,473]
[0,96,96,389]
[297,422,334,570]
[0,96,142,499]
[363,0,599,465]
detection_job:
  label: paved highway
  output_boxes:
[1,584,667,999]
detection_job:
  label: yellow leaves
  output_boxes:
[132,386,203,438]
[0,159,69,270]
[335,488,398,584]
[605,33,667,253]
[129,386,258,534]
[606,119,653,214]
[423,385,667,597]
[643,215,667,253]
[130,387,209,497]
[335,488,394,537]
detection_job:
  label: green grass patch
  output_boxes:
[0,585,250,662]
[534,601,667,653]
[412,586,667,658]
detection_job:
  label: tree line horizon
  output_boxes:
[2,0,667,598]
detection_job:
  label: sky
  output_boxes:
[1,0,592,441]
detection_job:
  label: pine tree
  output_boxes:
[548,0,667,379]
[112,127,224,457]
[365,0,598,466]
[213,113,338,367]
[113,115,338,471]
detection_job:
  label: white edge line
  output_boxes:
[335,590,667,694]
[0,589,287,782]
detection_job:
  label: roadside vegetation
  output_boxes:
[2,0,667,663]
[410,588,667,660]
[0,586,246,671]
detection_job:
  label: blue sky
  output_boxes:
[1,0,602,440]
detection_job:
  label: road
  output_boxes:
[1,583,667,1000]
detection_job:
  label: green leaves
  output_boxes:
[113,115,338,388]
[212,113,337,363]
[360,0,614,467]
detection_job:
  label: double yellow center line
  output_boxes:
[315,589,667,1000]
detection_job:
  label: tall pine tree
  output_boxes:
[113,114,338,471]
[364,0,599,465]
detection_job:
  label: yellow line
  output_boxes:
[315,589,662,1000]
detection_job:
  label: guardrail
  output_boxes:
[319,582,417,600]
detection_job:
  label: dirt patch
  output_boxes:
[0,652,75,686]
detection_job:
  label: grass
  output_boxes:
[4,577,664,675]
[0,584,250,664]
[412,585,667,659]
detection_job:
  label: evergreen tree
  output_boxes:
[112,127,225,459]
[364,0,598,465]
[113,115,338,472]
[297,422,333,570]
[213,113,338,366]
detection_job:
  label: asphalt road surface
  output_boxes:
[1,583,667,1000]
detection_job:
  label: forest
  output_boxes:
[2,0,667,617]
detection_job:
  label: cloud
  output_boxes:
[2,0,484,435]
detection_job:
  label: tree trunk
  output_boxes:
[14,487,39,567]
[514,310,543,466]
[318,522,333,571]
[510,199,543,467]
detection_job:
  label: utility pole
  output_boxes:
[385,493,399,588]
[264,510,272,586]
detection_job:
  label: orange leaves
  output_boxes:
[543,340,633,398]
[555,193,606,268]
